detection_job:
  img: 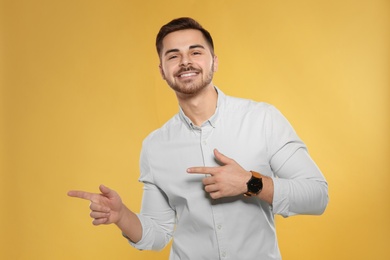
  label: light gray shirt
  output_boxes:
[130,87,328,260]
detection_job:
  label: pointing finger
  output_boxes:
[67,190,95,201]
[187,167,216,175]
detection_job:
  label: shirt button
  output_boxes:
[221,252,226,257]
[217,224,222,230]
[202,140,207,145]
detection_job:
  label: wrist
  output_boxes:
[115,205,142,243]
[244,171,263,197]
[115,204,130,226]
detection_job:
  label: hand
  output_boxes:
[68,184,124,225]
[187,149,251,199]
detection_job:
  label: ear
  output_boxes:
[213,55,219,72]
[159,64,166,80]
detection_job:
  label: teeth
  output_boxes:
[179,72,197,78]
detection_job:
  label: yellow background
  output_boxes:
[1,0,389,259]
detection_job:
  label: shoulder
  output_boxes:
[223,94,277,116]
[142,113,182,147]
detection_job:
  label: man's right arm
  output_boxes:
[67,184,142,243]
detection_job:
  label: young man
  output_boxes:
[68,17,328,259]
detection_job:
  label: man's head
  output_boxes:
[156,18,218,97]
[156,17,215,59]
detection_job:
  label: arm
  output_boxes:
[67,184,142,243]
[130,182,175,250]
[271,147,328,216]
[187,148,328,216]
[187,148,274,204]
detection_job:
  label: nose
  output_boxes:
[180,54,192,67]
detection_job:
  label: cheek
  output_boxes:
[160,65,174,80]
[159,67,166,79]
[161,64,176,78]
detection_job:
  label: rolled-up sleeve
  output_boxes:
[266,106,329,217]
[272,148,328,217]
[127,140,175,251]
[129,183,175,250]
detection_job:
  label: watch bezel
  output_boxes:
[244,171,263,197]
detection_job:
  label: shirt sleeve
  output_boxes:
[272,148,328,217]
[127,140,175,251]
[265,106,329,217]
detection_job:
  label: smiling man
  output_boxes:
[68,17,328,260]
[160,30,216,96]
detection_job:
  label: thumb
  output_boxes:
[99,184,113,197]
[213,149,232,165]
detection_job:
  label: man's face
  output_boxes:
[159,29,218,96]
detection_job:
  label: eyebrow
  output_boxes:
[164,44,206,57]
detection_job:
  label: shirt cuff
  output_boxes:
[124,213,152,250]
[271,177,292,217]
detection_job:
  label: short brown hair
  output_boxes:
[156,17,215,58]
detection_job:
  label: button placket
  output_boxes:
[199,123,228,259]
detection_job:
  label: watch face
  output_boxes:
[248,177,263,194]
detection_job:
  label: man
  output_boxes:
[68,17,328,259]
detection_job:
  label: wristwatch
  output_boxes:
[244,171,263,197]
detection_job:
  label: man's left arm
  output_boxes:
[270,147,328,217]
[187,147,328,217]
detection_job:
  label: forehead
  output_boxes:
[162,29,210,52]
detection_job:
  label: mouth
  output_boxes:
[177,71,199,78]
[175,67,200,79]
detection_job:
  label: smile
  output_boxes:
[176,68,200,78]
[178,72,198,78]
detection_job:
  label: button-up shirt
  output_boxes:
[129,87,328,259]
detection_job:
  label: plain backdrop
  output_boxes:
[1,0,389,259]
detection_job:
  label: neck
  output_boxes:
[176,85,218,126]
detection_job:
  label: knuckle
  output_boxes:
[214,175,222,182]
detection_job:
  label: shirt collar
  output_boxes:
[179,86,225,129]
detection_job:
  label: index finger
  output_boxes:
[67,190,95,201]
[187,167,217,175]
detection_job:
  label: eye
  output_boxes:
[168,55,178,60]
